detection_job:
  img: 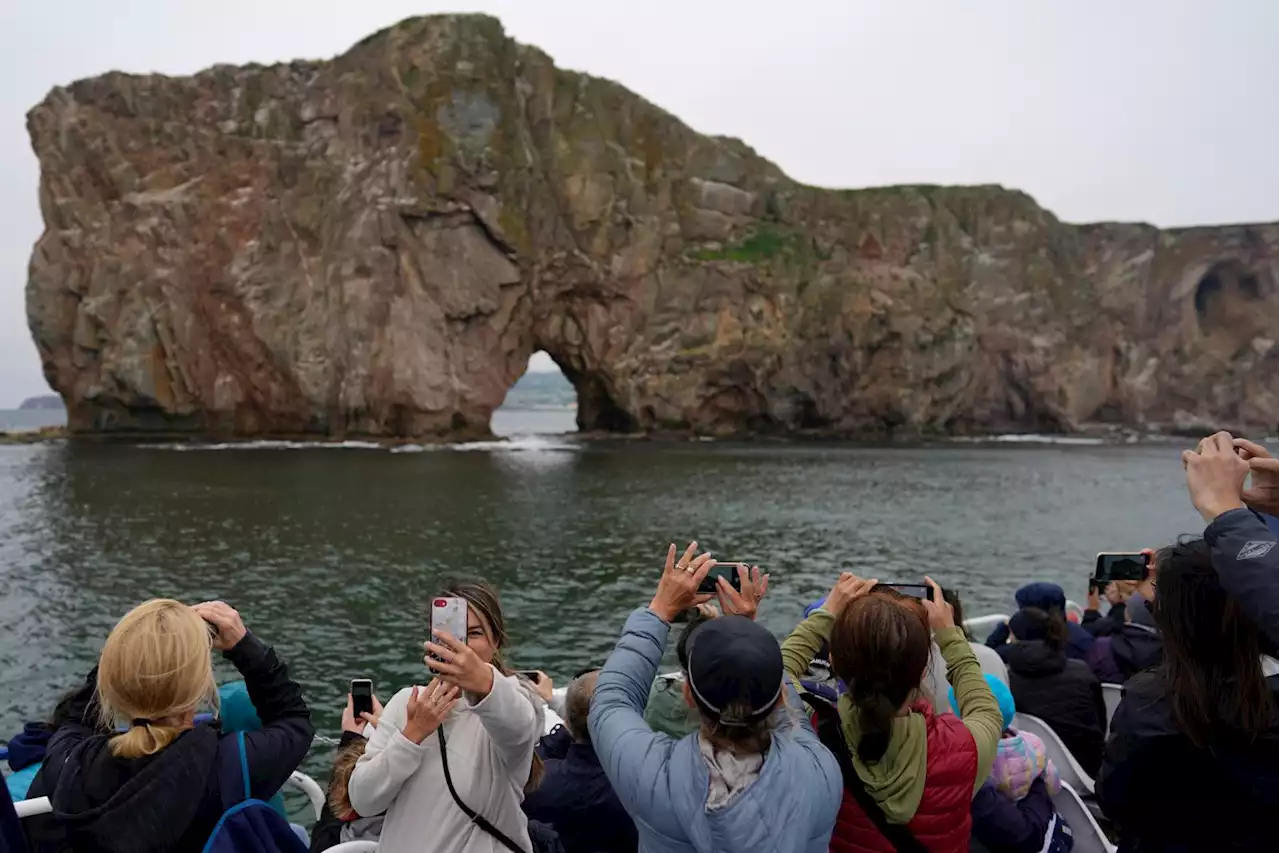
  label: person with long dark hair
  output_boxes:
[1096,538,1278,852]
[1004,606,1106,775]
[349,579,546,853]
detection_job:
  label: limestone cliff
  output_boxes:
[25,14,1278,439]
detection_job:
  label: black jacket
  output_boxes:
[28,633,312,853]
[523,726,637,853]
[1003,640,1106,777]
[1096,669,1278,853]
[1081,602,1126,638]
[968,777,1055,853]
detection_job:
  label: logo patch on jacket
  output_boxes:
[1237,540,1277,560]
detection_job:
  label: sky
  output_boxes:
[0,1,1276,403]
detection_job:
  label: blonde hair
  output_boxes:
[328,738,367,821]
[97,599,218,758]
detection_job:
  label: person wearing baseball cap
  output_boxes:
[588,542,842,853]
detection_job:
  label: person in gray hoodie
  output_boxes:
[588,543,842,853]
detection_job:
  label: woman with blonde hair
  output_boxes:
[30,599,313,852]
[348,579,545,853]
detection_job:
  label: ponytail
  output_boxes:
[108,721,183,758]
[853,692,899,763]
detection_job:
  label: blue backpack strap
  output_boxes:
[217,731,253,809]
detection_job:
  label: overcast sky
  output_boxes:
[0,1,1276,403]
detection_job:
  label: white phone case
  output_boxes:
[431,596,468,645]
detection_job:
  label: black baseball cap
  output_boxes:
[685,616,784,726]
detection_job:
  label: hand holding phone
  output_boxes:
[430,597,468,659]
[1093,552,1148,584]
[351,678,374,720]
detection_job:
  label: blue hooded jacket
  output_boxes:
[986,583,1095,661]
[589,608,842,853]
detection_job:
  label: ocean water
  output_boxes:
[0,406,1216,784]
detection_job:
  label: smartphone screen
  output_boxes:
[875,582,931,600]
[351,678,373,719]
[697,563,744,594]
[430,597,469,659]
[1094,553,1147,583]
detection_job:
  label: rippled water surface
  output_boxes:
[0,417,1206,778]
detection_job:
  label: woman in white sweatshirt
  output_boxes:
[348,580,545,853]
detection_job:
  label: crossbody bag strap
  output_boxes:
[800,693,929,853]
[437,726,526,853]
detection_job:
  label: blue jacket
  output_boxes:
[588,608,842,853]
[524,726,637,853]
[1205,508,1278,652]
[970,777,1057,853]
[987,583,1095,661]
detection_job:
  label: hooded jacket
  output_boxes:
[588,608,842,853]
[1096,669,1278,852]
[1085,596,1162,685]
[523,726,637,853]
[1003,640,1106,777]
[27,633,313,853]
[782,612,1004,853]
[986,584,1094,662]
[1206,508,1278,651]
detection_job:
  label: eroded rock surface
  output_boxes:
[26,14,1278,438]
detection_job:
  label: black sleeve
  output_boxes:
[985,621,1011,649]
[1205,508,1279,649]
[1091,678,1108,733]
[39,667,106,790]
[222,632,315,801]
[970,779,1053,853]
[1081,609,1101,626]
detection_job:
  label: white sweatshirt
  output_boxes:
[348,668,544,853]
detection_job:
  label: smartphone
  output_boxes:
[875,582,932,600]
[1094,552,1148,583]
[1087,577,1103,595]
[697,563,745,594]
[430,597,469,659]
[350,678,373,719]
[516,670,543,683]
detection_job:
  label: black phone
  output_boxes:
[875,582,932,600]
[1088,577,1103,595]
[697,563,745,594]
[1094,552,1148,583]
[516,670,543,683]
[351,679,374,719]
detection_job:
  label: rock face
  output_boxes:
[26,15,1279,439]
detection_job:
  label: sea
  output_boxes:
[0,403,1224,783]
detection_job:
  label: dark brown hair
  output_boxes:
[1012,606,1071,653]
[1154,538,1275,749]
[435,579,543,791]
[829,592,931,763]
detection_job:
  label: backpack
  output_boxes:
[203,732,308,853]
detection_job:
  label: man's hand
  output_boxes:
[1183,432,1249,523]
[1235,438,1279,517]
[648,542,715,623]
[715,564,769,620]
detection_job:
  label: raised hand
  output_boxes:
[425,629,496,698]
[1234,438,1279,517]
[823,571,878,616]
[922,576,956,632]
[716,564,769,620]
[191,601,247,651]
[1182,431,1249,522]
[342,692,384,733]
[648,541,715,622]
[401,679,459,744]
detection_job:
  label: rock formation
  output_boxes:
[25,14,1278,439]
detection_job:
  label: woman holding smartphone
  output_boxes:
[348,580,545,853]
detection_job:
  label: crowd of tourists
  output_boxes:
[2,430,1276,853]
